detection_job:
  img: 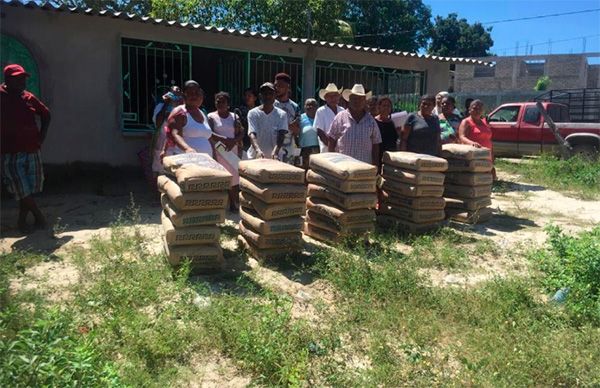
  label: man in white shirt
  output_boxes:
[314,83,344,153]
[247,82,288,159]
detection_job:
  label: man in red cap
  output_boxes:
[1,64,51,233]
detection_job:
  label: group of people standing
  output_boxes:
[150,73,495,211]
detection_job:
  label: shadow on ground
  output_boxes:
[493,179,545,194]
[452,210,539,237]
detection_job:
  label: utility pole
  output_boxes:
[583,37,587,53]
[515,41,519,56]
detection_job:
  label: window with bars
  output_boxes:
[121,38,190,132]
[315,61,426,111]
[249,53,303,103]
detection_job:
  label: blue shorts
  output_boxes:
[2,151,44,200]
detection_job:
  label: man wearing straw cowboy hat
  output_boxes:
[314,83,344,153]
[327,84,381,166]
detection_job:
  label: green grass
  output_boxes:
[496,154,600,199]
[2,220,600,386]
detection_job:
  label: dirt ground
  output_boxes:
[2,169,599,385]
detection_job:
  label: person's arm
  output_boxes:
[327,115,341,152]
[458,119,481,148]
[400,123,411,151]
[272,113,288,159]
[314,109,330,145]
[29,95,51,144]
[371,121,382,166]
[166,110,194,153]
[154,101,170,130]
[247,111,264,158]
[394,125,402,151]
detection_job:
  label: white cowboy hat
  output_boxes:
[342,84,372,101]
[318,83,343,100]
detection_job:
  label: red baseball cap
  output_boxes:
[3,64,30,79]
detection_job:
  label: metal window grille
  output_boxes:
[315,61,425,112]
[121,38,190,132]
[250,53,303,103]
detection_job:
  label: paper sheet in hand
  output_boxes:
[215,141,240,171]
[391,111,408,128]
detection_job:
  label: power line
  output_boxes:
[494,33,600,53]
[482,8,600,25]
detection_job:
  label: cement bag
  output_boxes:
[445,172,493,186]
[158,175,228,210]
[307,184,377,210]
[382,151,448,172]
[444,184,492,199]
[378,205,445,224]
[446,206,493,224]
[382,165,445,186]
[306,210,375,235]
[303,222,342,243]
[239,221,303,249]
[441,144,491,160]
[239,159,305,184]
[381,190,446,210]
[239,191,306,220]
[444,196,492,211]
[174,163,232,192]
[378,177,445,197]
[163,239,224,270]
[446,159,493,173]
[307,170,376,194]
[309,153,377,181]
[161,212,220,245]
[240,206,303,235]
[238,235,301,259]
[240,177,306,204]
[161,195,226,227]
[306,197,376,224]
[163,152,221,173]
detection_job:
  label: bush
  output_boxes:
[534,75,552,91]
[531,225,600,325]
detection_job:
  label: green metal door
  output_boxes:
[1,34,40,96]
[217,52,248,108]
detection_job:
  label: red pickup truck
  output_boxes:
[486,102,600,158]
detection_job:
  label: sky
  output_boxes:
[425,0,600,60]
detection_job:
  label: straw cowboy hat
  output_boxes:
[342,84,372,101]
[318,83,343,100]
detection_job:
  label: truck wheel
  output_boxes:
[571,144,598,161]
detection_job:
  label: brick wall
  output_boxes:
[455,54,591,93]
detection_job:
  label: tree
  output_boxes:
[344,0,433,52]
[149,0,347,42]
[428,13,493,57]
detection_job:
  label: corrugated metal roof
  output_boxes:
[3,0,492,66]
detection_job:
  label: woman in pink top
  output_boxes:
[208,91,244,212]
[458,99,496,179]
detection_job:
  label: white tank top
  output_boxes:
[174,107,213,157]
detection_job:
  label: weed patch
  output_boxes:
[530,225,600,325]
[496,155,600,199]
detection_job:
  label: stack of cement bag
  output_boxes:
[377,151,448,234]
[304,153,378,243]
[238,159,306,258]
[159,153,231,271]
[442,144,494,224]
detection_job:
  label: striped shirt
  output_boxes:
[327,109,382,164]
